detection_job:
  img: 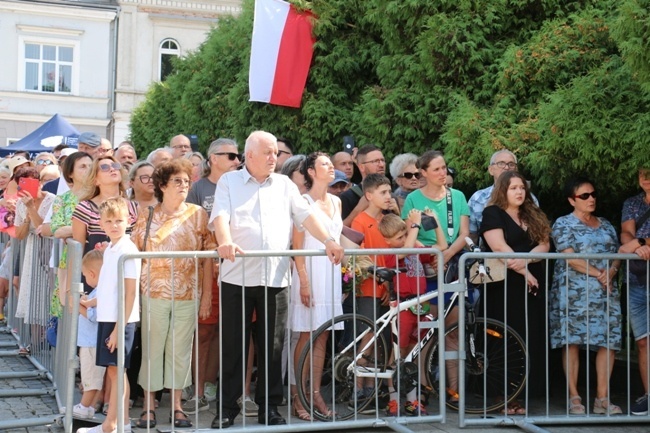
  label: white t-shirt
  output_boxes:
[96,235,141,323]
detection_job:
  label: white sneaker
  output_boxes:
[76,425,105,433]
[72,403,95,419]
[237,394,258,417]
[204,381,218,402]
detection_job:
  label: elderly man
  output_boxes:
[339,144,387,226]
[210,131,344,428]
[147,147,173,167]
[170,134,192,158]
[331,151,355,180]
[114,143,137,169]
[76,132,101,158]
[467,149,538,243]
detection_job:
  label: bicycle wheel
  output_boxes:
[425,317,527,414]
[296,313,389,421]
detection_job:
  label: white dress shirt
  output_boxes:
[210,167,312,287]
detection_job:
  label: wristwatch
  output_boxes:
[638,237,646,247]
[411,223,421,229]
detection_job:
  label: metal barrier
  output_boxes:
[457,252,650,429]
[106,247,448,433]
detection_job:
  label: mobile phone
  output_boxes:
[18,178,39,198]
[343,136,355,154]
[421,214,438,231]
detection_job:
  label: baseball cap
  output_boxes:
[77,132,101,147]
[329,170,350,187]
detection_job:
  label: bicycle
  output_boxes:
[295,252,528,420]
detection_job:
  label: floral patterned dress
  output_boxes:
[549,213,622,350]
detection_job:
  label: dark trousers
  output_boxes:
[220,282,288,415]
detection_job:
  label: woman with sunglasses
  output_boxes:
[131,159,216,429]
[549,177,622,415]
[389,153,420,208]
[128,161,157,208]
[33,152,58,175]
[73,156,138,292]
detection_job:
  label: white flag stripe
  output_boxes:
[249,0,290,103]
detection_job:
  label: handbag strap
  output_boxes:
[142,206,154,251]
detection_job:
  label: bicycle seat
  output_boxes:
[367,266,406,284]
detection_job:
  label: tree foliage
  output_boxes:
[130,0,650,223]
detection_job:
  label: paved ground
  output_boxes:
[1,327,650,433]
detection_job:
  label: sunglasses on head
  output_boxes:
[573,191,597,200]
[214,152,240,161]
[98,162,122,172]
[400,172,421,180]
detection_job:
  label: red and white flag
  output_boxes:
[249,0,315,108]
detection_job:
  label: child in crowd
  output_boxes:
[378,211,446,416]
[77,197,141,433]
[73,250,106,419]
[350,173,398,412]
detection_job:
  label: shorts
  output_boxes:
[79,347,105,390]
[96,322,136,368]
[198,279,220,325]
[397,310,429,349]
[629,285,650,341]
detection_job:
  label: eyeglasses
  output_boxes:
[399,172,421,180]
[138,175,153,184]
[214,152,240,161]
[277,150,292,157]
[36,159,54,166]
[171,177,191,187]
[98,162,122,172]
[361,158,386,165]
[573,191,597,200]
[492,161,518,169]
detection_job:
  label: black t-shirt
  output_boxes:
[340,186,362,220]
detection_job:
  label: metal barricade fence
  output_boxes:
[457,252,650,429]
[107,247,447,433]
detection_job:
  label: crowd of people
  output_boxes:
[0,130,650,432]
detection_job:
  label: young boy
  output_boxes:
[73,250,106,419]
[349,173,397,412]
[378,211,447,416]
[77,197,141,433]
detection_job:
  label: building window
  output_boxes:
[24,43,74,93]
[159,39,180,81]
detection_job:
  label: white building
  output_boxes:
[0,0,242,148]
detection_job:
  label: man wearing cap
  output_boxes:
[170,135,192,159]
[77,132,102,158]
[327,170,350,197]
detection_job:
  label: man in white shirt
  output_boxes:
[210,130,344,428]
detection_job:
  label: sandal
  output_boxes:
[593,397,622,415]
[171,409,193,428]
[311,390,334,418]
[292,394,312,421]
[135,410,157,429]
[501,400,526,415]
[569,395,585,415]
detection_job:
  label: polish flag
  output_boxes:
[249,0,315,108]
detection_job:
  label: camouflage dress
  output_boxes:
[549,213,622,350]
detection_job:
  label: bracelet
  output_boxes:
[297,269,308,275]
[611,266,619,273]
[323,236,336,244]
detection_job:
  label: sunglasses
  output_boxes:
[573,191,597,200]
[36,159,54,166]
[214,152,240,161]
[400,172,421,180]
[99,162,122,172]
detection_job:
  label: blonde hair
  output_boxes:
[82,249,103,269]
[98,196,129,219]
[80,156,127,201]
[378,213,407,238]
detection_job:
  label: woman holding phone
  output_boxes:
[14,166,55,324]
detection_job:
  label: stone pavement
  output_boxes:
[1,326,649,433]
